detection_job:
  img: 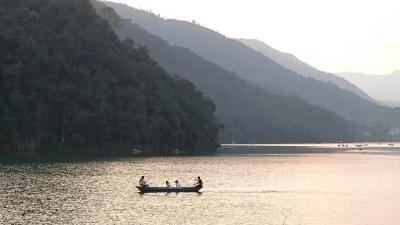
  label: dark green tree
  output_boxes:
[0,0,218,160]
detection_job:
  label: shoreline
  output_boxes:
[2,142,400,164]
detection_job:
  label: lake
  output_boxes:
[1,149,400,224]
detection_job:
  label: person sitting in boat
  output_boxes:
[166,181,171,188]
[175,180,181,188]
[139,176,148,188]
[195,176,203,189]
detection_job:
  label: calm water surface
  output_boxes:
[1,151,400,225]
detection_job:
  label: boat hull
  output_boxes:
[136,186,202,193]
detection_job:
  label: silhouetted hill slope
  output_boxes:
[91,2,364,143]
[105,1,400,129]
[0,0,218,159]
[238,38,372,101]
[339,71,400,104]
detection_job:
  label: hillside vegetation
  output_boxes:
[0,0,218,160]
[92,2,362,143]
[105,1,400,131]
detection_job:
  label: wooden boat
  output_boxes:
[136,186,202,193]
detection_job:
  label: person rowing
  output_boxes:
[166,181,171,188]
[195,176,203,189]
[139,176,148,188]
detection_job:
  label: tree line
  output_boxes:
[0,0,218,160]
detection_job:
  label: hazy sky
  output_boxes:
[109,0,399,74]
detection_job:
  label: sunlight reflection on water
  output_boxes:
[1,152,400,224]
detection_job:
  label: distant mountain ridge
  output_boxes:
[91,1,362,143]
[103,1,400,129]
[338,71,400,105]
[237,39,372,101]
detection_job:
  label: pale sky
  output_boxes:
[109,0,399,74]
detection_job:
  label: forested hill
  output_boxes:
[105,1,400,130]
[0,0,218,160]
[92,2,363,143]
